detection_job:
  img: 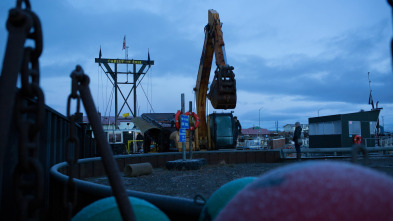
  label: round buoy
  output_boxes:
[353,135,361,144]
[175,110,181,130]
[215,161,393,221]
[72,196,169,221]
[199,177,257,221]
[185,111,200,131]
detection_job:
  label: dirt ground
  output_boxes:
[84,156,393,200]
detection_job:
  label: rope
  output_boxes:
[104,87,114,117]
[140,84,155,113]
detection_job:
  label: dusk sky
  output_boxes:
[1,0,393,131]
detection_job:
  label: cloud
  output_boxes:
[65,0,169,15]
[1,0,393,131]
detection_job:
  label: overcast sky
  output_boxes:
[1,0,393,131]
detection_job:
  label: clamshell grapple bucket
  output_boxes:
[208,66,237,109]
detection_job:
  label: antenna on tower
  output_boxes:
[123,35,130,83]
[368,72,375,110]
[368,72,383,110]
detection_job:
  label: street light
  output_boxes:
[259,107,263,138]
[318,108,323,117]
[259,107,263,128]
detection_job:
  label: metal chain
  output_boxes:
[389,0,393,71]
[63,68,82,220]
[12,0,45,220]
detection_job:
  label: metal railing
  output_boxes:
[364,137,393,148]
[280,146,393,159]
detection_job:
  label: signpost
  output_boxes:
[181,94,186,160]
[180,114,189,129]
[188,101,193,159]
[179,128,187,142]
[179,114,188,143]
[165,94,203,170]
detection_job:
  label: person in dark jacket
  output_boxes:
[234,116,242,146]
[292,122,302,161]
[136,132,144,153]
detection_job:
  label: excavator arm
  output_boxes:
[207,10,237,109]
[194,9,237,149]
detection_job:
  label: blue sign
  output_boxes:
[179,128,186,142]
[180,114,189,129]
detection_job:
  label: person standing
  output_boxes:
[136,132,144,153]
[234,116,242,146]
[293,122,302,161]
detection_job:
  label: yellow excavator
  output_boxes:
[194,9,237,150]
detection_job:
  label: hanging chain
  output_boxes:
[389,0,393,71]
[12,0,45,220]
[63,67,83,220]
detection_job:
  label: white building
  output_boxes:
[283,124,309,133]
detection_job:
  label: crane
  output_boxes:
[194,9,237,150]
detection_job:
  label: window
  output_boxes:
[212,115,234,147]
[215,116,233,137]
[348,121,361,135]
[108,131,123,143]
[309,124,317,135]
[324,122,334,135]
[370,121,377,134]
[317,123,324,135]
[309,121,341,135]
[333,121,342,134]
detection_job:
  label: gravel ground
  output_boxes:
[84,156,393,200]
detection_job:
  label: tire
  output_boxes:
[166,159,206,170]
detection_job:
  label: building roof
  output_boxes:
[83,115,133,125]
[242,128,270,135]
[283,124,308,127]
[131,117,159,134]
[309,109,380,124]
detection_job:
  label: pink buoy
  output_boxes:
[216,161,393,221]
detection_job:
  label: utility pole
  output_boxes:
[318,108,323,117]
[259,107,263,128]
[276,120,278,133]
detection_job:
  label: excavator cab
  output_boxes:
[208,112,236,149]
[208,65,237,109]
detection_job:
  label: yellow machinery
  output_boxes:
[194,9,237,150]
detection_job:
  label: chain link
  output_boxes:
[389,0,393,72]
[63,67,83,220]
[12,0,45,220]
[388,0,393,7]
[17,0,31,10]
[67,65,136,220]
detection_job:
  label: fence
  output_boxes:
[364,136,393,148]
[1,102,97,219]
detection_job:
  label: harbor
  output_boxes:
[1,1,393,220]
